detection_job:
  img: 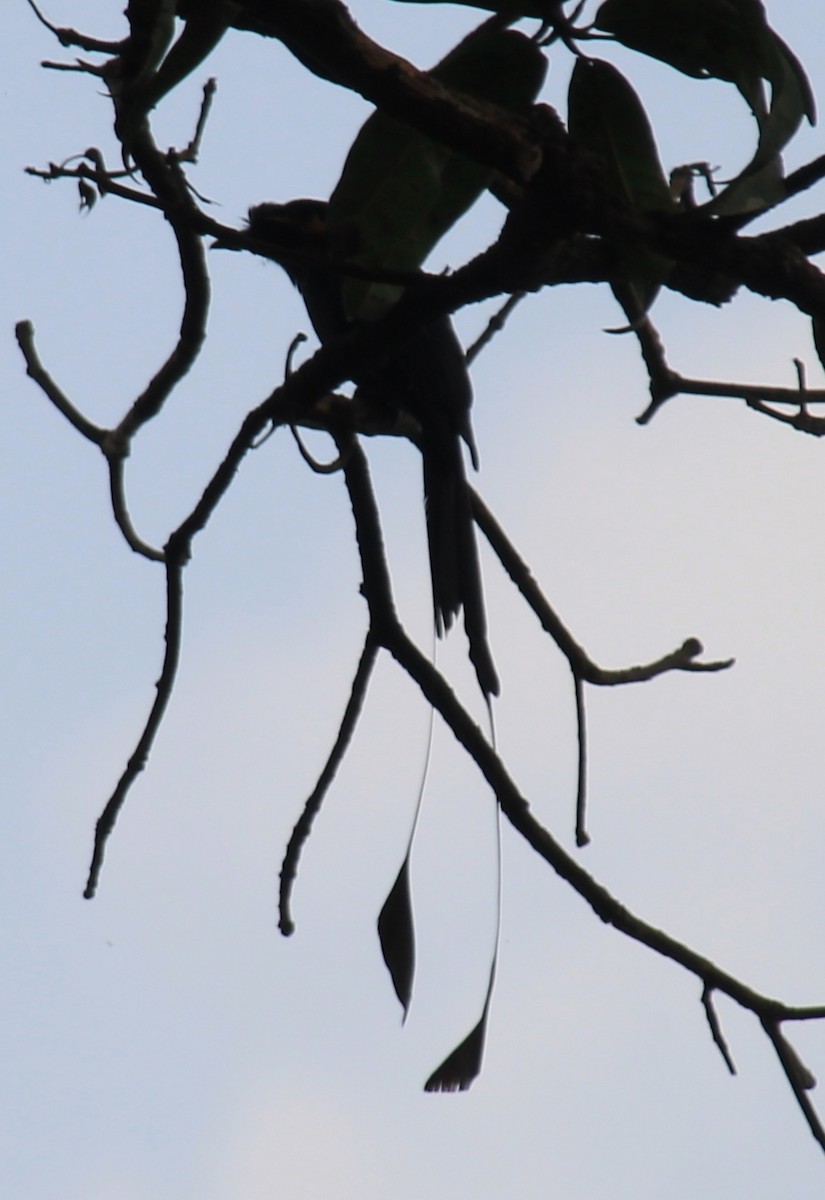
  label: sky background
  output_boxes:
[4,1,825,1197]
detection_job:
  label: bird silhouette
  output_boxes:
[246,199,499,699]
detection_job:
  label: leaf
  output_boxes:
[594,0,815,216]
[78,179,98,213]
[328,23,547,320]
[568,58,672,318]
[758,33,816,156]
[707,151,785,217]
[568,58,674,214]
[708,30,815,215]
[377,858,415,1019]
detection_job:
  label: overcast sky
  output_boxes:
[4,2,825,1197]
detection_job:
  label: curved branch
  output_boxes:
[25,0,124,53]
[107,453,165,561]
[470,489,733,683]
[84,551,185,898]
[15,321,106,445]
[279,633,380,935]
[115,136,211,440]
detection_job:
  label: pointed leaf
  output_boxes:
[595,0,815,216]
[706,151,785,216]
[709,31,814,214]
[568,58,672,316]
[568,58,675,214]
[749,33,815,170]
[705,37,810,215]
[377,858,415,1019]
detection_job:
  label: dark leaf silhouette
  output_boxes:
[568,57,674,214]
[568,58,673,320]
[595,0,815,215]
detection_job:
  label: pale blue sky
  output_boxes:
[4,2,825,1197]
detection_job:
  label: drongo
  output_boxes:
[246,199,499,699]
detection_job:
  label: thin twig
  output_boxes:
[41,58,108,76]
[663,373,825,409]
[108,454,165,561]
[26,159,164,210]
[471,488,733,683]
[15,321,105,445]
[289,425,348,473]
[466,292,525,365]
[26,0,123,52]
[573,672,589,847]
[84,553,184,898]
[702,986,737,1076]
[175,77,217,163]
[279,632,380,935]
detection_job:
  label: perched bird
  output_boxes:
[246,199,499,699]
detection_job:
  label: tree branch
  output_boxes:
[84,551,185,898]
[278,632,380,935]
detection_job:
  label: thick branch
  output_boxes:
[232,0,554,183]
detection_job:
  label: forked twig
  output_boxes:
[471,488,733,683]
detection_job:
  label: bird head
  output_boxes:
[245,199,359,266]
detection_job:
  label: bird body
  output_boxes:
[247,199,499,698]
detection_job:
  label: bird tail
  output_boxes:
[422,434,500,699]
